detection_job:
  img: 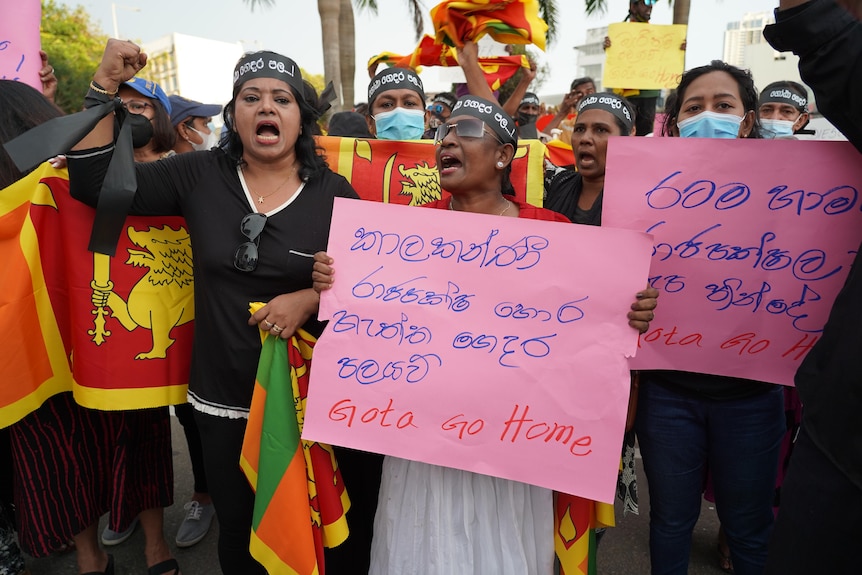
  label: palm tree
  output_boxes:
[245,1,559,112]
[584,0,690,25]
[245,0,423,112]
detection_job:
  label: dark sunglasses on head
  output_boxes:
[434,118,501,144]
[234,213,267,272]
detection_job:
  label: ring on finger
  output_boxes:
[262,319,274,329]
[49,66,55,74]
[271,324,284,333]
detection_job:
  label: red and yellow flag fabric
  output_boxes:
[556,493,616,575]
[240,328,350,575]
[430,0,548,50]
[546,138,576,168]
[0,163,192,427]
[317,135,545,207]
[367,34,529,91]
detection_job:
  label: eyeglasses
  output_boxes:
[234,213,267,272]
[642,0,657,5]
[434,118,501,144]
[123,101,154,114]
[427,103,446,115]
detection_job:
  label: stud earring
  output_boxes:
[496,161,504,168]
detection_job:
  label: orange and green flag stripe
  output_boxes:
[241,326,350,575]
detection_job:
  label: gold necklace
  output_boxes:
[449,197,512,216]
[255,166,297,204]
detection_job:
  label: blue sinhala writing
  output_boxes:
[351,266,474,312]
[645,171,751,211]
[349,227,549,270]
[452,332,557,368]
[767,184,860,216]
[329,310,432,345]
[494,298,588,323]
[336,353,443,385]
[648,222,843,282]
[704,279,824,332]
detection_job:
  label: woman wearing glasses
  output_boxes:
[116,78,177,162]
[313,95,658,574]
[68,40,361,575]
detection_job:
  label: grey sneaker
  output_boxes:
[175,501,215,548]
[101,516,139,546]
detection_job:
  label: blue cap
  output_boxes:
[124,77,172,114]
[167,95,223,126]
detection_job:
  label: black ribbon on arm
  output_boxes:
[3,99,139,256]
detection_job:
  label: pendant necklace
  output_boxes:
[255,166,297,204]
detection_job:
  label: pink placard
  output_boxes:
[302,199,653,503]
[0,0,41,90]
[603,137,862,385]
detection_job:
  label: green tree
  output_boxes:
[40,0,109,114]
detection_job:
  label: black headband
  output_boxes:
[759,86,808,112]
[450,95,517,147]
[577,93,634,134]
[432,92,457,111]
[520,92,540,107]
[233,51,305,101]
[367,67,425,106]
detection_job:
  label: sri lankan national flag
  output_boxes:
[367,34,529,91]
[0,163,192,427]
[0,165,75,425]
[316,135,545,207]
[241,328,350,575]
[556,494,615,575]
[430,0,548,50]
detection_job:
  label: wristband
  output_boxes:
[89,80,118,96]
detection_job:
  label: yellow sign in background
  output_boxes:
[603,23,688,90]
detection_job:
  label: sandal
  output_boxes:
[81,553,114,575]
[147,558,181,575]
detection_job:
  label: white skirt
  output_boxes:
[369,456,554,575]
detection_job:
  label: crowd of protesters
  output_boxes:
[1,1,859,574]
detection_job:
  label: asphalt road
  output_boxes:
[25,417,727,575]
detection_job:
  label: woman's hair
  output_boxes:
[148,98,177,155]
[501,162,515,197]
[221,79,329,181]
[662,60,762,139]
[0,80,64,188]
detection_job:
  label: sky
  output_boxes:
[56,0,783,101]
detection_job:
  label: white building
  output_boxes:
[141,33,245,115]
[574,26,608,91]
[723,12,775,69]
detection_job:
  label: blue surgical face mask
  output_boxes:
[373,108,426,140]
[760,118,795,139]
[677,110,744,139]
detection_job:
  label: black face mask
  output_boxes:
[126,113,154,148]
[517,112,538,126]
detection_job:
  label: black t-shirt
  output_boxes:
[69,148,359,416]
[543,163,602,226]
